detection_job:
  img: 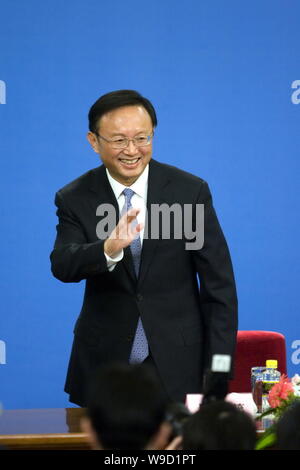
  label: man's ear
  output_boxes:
[87,132,101,154]
[80,416,102,450]
[146,422,172,450]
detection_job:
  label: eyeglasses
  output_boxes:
[95,132,153,149]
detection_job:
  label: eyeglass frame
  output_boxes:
[94,131,154,149]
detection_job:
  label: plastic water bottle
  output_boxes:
[261,359,281,412]
[252,366,265,413]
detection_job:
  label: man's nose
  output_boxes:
[123,140,139,155]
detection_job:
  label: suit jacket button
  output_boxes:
[137,294,143,301]
[126,335,134,341]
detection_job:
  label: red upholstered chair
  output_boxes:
[228,331,287,393]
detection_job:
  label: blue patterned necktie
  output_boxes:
[122,188,149,363]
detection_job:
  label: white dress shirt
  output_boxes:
[104,164,149,269]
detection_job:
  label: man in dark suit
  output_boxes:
[50,90,238,407]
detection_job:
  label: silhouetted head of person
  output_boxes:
[81,362,171,450]
[182,400,257,450]
[276,401,300,450]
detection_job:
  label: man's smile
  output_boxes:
[119,157,141,168]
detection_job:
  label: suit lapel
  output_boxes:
[138,160,171,287]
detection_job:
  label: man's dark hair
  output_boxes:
[85,362,169,450]
[182,401,257,450]
[276,401,300,450]
[88,89,158,133]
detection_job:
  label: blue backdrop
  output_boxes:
[0,0,299,409]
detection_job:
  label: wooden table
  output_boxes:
[0,407,273,451]
[0,408,90,450]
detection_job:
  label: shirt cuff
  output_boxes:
[105,250,124,271]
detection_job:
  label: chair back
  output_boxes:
[228,330,287,393]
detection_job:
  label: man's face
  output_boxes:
[87,105,153,186]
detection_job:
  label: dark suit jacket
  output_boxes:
[50,159,238,406]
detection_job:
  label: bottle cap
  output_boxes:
[266,359,278,368]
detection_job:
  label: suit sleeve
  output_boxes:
[192,181,238,374]
[50,191,108,283]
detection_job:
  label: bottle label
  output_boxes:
[262,380,279,396]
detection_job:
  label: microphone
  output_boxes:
[202,354,231,404]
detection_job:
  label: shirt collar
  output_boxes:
[106,164,149,201]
